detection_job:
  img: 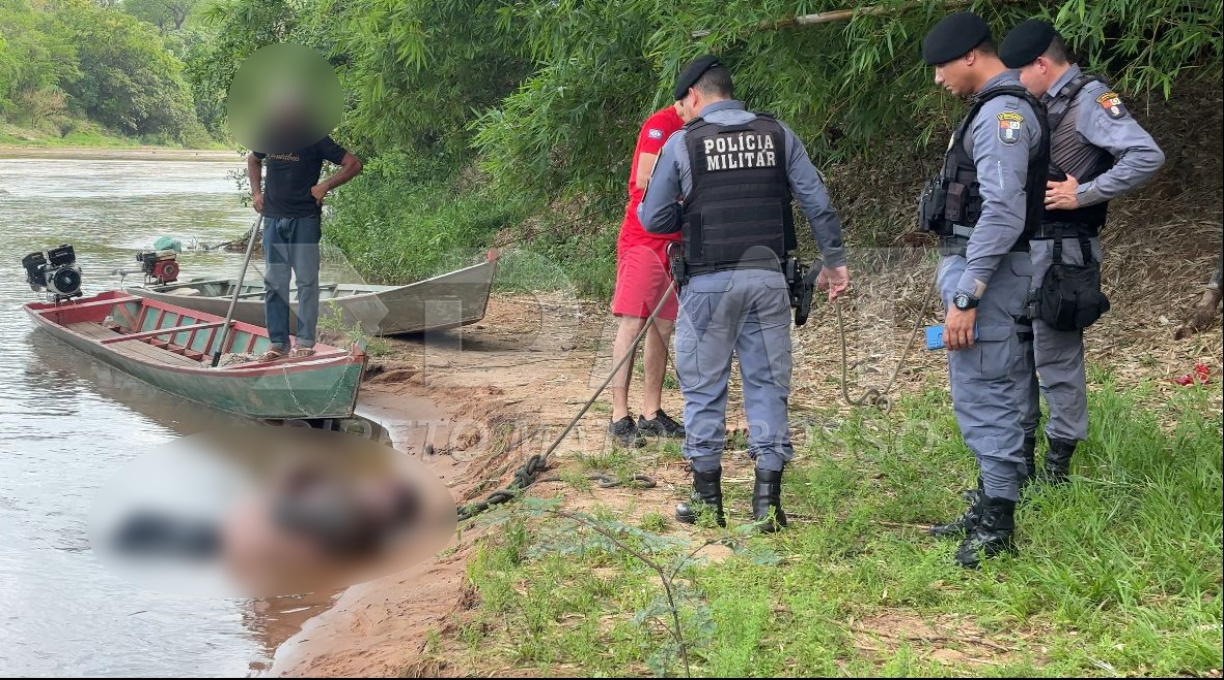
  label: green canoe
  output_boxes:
[25,290,367,420]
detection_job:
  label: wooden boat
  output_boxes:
[125,253,498,337]
[24,291,367,420]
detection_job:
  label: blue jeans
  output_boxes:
[262,216,321,350]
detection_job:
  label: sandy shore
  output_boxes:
[0,146,239,162]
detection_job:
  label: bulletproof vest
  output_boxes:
[1043,73,1115,230]
[945,86,1048,243]
[680,114,796,273]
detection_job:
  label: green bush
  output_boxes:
[323,151,529,284]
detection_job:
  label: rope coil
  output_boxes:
[834,273,938,415]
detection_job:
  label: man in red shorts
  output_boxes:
[608,100,690,448]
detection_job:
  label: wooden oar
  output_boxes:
[210,214,263,367]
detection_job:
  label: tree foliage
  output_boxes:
[122,0,200,33]
[0,0,81,117]
[53,0,198,137]
[186,0,301,141]
[473,0,1223,202]
[302,0,532,159]
[1,0,207,143]
[180,0,1221,204]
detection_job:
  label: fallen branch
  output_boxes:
[692,0,973,38]
[692,0,1024,39]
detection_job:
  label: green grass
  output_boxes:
[463,377,1223,677]
[317,302,393,357]
[0,128,137,148]
[321,151,620,298]
[0,119,226,150]
[640,511,670,533]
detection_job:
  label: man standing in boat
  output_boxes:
[247,93,363,360]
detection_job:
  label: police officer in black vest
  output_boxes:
[918,13,1050,567]
[1000,20,1165,485]
[638,56,850,532]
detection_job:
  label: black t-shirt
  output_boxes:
[254,136,348,218]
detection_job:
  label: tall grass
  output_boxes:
[463,378,1223,677]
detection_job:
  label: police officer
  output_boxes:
[918,13,1049,567]
[638,56,850,532]
[999,20,1165,485]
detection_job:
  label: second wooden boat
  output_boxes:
[125,255,498,337]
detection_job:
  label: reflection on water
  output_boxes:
[0,155,349,677]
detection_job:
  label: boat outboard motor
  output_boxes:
[137,250,180,284]
[23,244,83,302]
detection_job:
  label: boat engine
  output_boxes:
[137,250,180,284]
[22,244,83,302]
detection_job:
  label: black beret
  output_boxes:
[1000,19,1057,68]
[674,55,721,100]
[922,12,991,66]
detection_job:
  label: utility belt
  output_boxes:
[666,243,820,326]
[682,259,782,279]
[1028,228,1111,331]
[1031,221,1101,240]
[937,226,1031,258]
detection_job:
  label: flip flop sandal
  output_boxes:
[259,348,286,362]
[289,347,316,358]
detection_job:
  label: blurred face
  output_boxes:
[933,53,976,97]
[272,98,306,130]
[1017,56,1058,97]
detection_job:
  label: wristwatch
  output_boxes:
[953,292,979,311]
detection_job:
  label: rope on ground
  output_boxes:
[537,473,659,489]
[835,272,938,415]
[457,281,677,522]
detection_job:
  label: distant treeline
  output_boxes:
[0,0,216,145]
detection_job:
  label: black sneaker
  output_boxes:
[608,416,645,448]
[638,410,685,439]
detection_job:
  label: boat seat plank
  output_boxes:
[65,322,203,368]
[42,296,142,312]
[99,321,226,345]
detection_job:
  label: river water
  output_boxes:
[0,153,351,677]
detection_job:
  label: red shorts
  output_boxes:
[611,243,679,321]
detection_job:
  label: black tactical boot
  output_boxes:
[1042,437,1077,485]
[954,496,1017,569]
[930,478,985,538]
[675,467,725,527]
[751,468,788,533]
[1019,435,1038,492]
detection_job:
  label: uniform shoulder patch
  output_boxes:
[997,111,1025,145]
[647,128,664,140]
[1095,91,1128,120]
